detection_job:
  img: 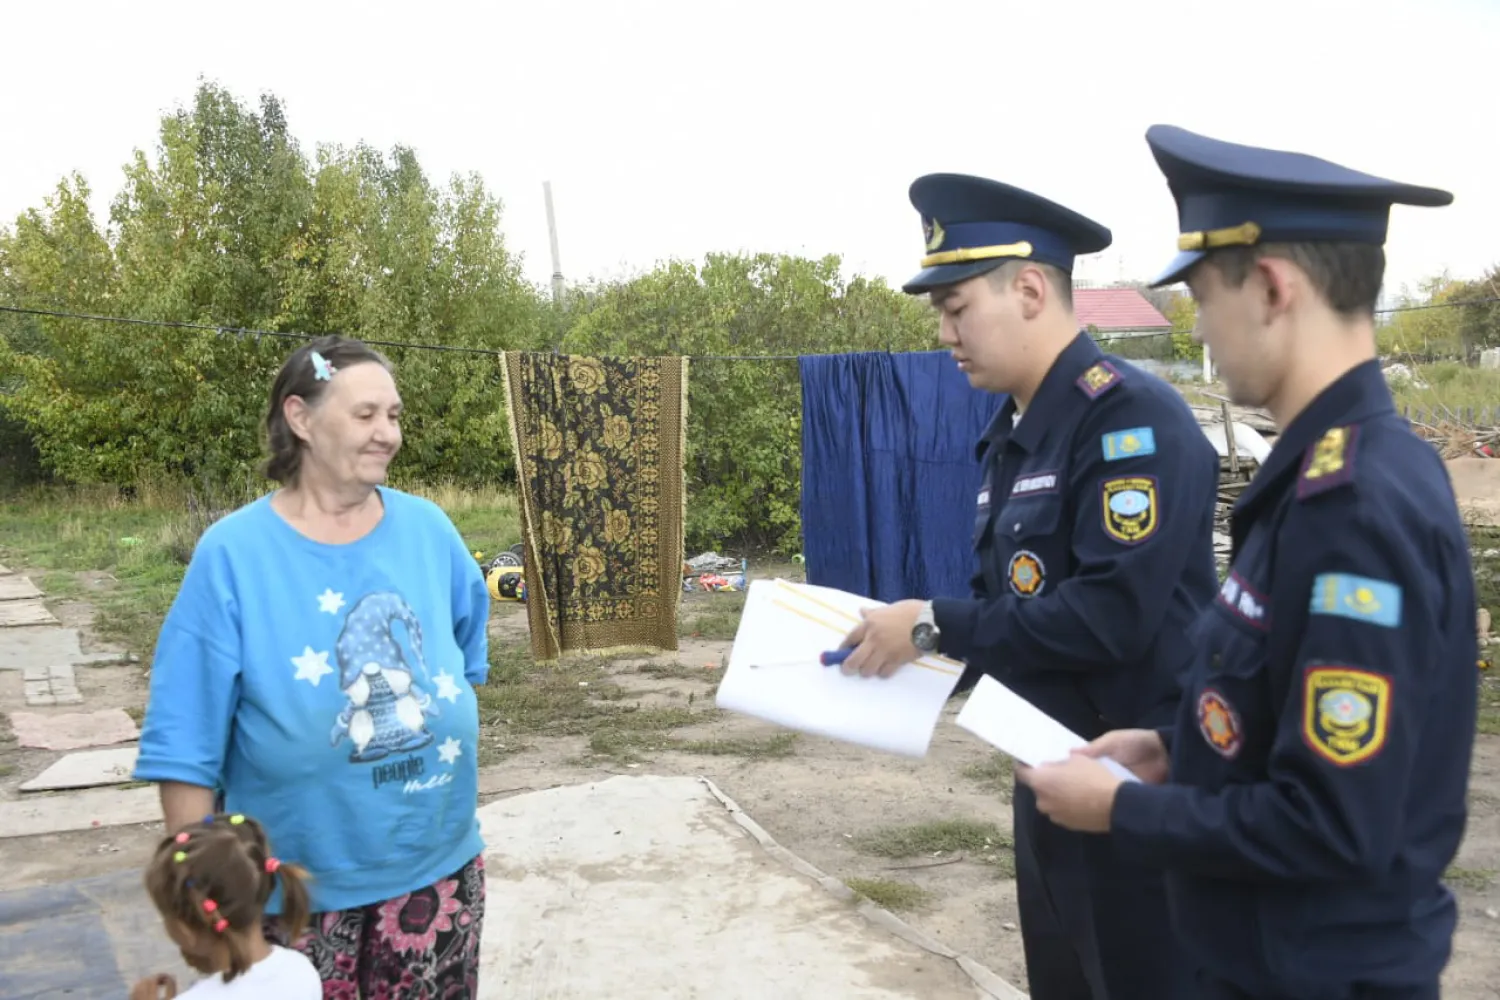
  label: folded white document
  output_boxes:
[955,674,1142,782]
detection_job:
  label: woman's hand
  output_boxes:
[129,973,178,1000]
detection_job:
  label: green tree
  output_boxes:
[1452,266,1500,357]
[1377,272,1467,358]
[0,174,126,480]
[0,81,545,489]
[1163,292,1201,361]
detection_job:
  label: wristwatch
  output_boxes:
[911,601,940,653]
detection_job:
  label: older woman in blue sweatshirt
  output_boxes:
[134,335,492,998]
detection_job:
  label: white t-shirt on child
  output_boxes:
[178,946,321,998]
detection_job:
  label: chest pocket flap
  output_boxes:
[997,496,1065,544]
[993,497,1066,600]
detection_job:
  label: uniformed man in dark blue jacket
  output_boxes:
[1018,126,1477,999]
[841,173,1219,999]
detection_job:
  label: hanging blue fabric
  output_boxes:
[799,351,1006,603]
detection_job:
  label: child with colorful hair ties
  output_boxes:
[130,812,321,999]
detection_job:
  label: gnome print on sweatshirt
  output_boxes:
[292,587,467,795]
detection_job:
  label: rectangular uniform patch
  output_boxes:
[1075,361,1121,399]
[1010,471,1060,497]
[1216,571,1269,630]
[1101,427,1156,462]
[1100,476,1158,545]
[1301,664,1391,766]
[1297,425,1359,499]
[1309,573,1402,628]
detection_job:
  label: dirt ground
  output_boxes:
[2,576,1499,998]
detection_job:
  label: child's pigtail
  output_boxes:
[268,858,312,945]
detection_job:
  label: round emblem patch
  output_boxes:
[1197,688,1242,758]
[1108,489,1150,516]
[1318,688,1372,727]
[1007,550,1045,598]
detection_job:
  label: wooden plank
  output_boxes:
[0,599,58,627]
[0,785,159,838]
[19,747,140,792]
[0,576,43,602]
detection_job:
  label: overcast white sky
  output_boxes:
[2,0,1495,306]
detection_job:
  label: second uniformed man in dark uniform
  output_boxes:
[1019,126,1477,999]
[842,173,1219,999]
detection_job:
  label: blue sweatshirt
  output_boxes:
[135,487,490,914]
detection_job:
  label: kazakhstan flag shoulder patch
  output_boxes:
[1101,427,1156,462]
[1309,573,1402,628]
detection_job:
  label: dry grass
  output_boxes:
[1387,361,1500,414]
[844,877,933,912]
[854,819,1016,877]
[1444,865,1498,891]
[673,733,798,759]
[678,591,746,641]
[472,641,767,765]
[962,753,1015,801]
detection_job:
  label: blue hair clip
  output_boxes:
[310,351,336,382]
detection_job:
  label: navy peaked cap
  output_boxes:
[902,174,1111,295]
[1145,124,1453,287]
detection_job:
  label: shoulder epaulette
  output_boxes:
[1075,361,1123,400]
[1296,425,1360,500]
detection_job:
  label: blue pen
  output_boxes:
[750,649,852,669]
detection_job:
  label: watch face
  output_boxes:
[912,623,938,651]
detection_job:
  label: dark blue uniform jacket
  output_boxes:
[1112,359,1479,996]
[933,331,1221,737]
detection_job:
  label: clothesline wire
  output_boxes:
[0,303,811,360]
[2,295,1498,362]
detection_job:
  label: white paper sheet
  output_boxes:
[714,579,966,757]
[955,675,1142,782]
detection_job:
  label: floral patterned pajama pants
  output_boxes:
[266,854,486,999]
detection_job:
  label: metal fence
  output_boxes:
[1402,404,1500,428]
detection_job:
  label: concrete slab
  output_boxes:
[0,786,159,839]
[21,663,83,707]
[0,576,43,602]
[20,748,140,792]
[0,777,1024,999]
[0,626,83,671]
[9,710,140,750]
[0,601,59,628]
[0,867,193,999]
[477,774,1021,999]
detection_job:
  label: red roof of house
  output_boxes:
[1074,288,1170,330]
